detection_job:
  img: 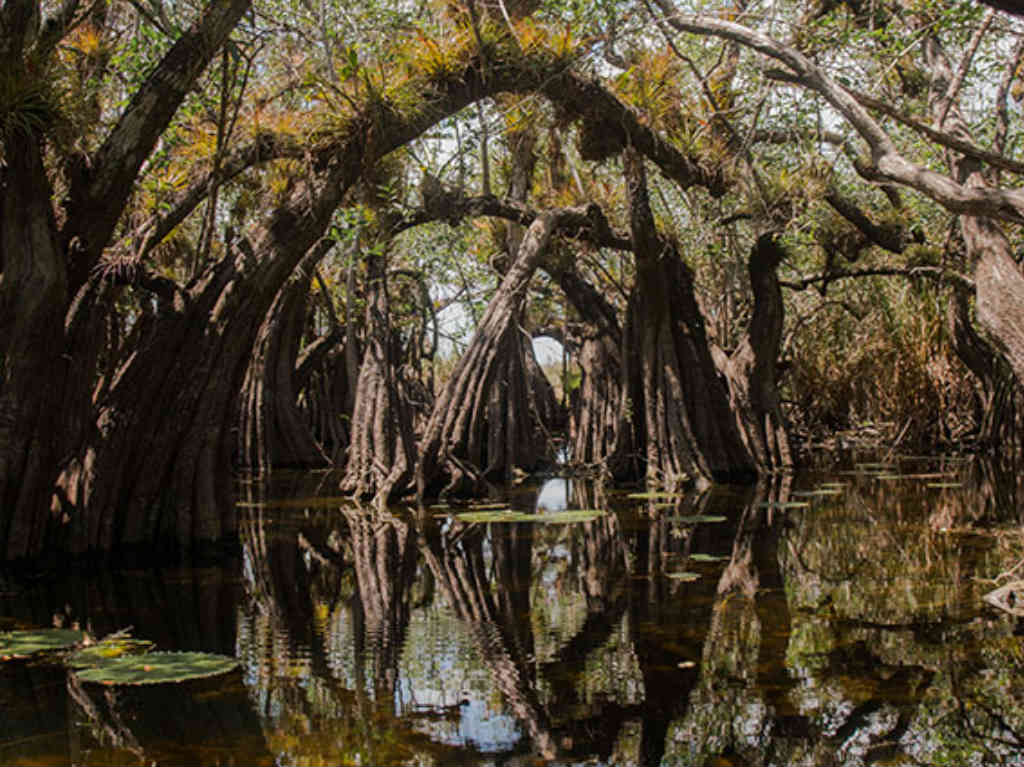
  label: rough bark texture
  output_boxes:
[237,252,331,473]
[922,32,1024,396]
[416,208,595,498]
[295,331,350,463]
[0,0,252,562]
[0,134,70,560]
[552,267,636,477]
[715,234,793,472]
[341,255,417,503]
[621,150,756,487]
[948,291,1022,447]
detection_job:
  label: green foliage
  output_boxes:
[0,66,62,148]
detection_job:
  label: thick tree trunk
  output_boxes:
[0,0,252,562]
[922,34,1024,390]
[295,333,350,461]
[948,291,1022,447]
[0,135,70,560]
[715,234,793,472]
[58,154,348,556]
[341,255,417,502]
[415,208,593,498]
[59,256,257,555]
[237,254,331,473]
[552,267,638,477]
[621,150,755,486]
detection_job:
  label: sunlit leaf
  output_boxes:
[67,639,155,669]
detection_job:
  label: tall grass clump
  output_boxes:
[784,277,978,451]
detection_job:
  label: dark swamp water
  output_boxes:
[4,455,1024,766]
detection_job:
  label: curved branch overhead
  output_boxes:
[650,7,1024,225]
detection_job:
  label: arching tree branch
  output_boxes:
[650,5,1024,224]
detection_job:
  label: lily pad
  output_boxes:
[671,515,727,524]
[455,509,606,524]
[792,489,841,497]
[927,482,963,489]
[0,629,85,659]
[689,553,726,562]
[667,572,701,581]
[67,639,155,669]
[74,651,239,686]
[757,501,810,510]
[627,492,682,500]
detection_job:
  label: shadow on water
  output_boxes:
[3,456,1024,764]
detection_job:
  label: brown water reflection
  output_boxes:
[2,456,1024,765]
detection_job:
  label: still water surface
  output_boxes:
[3,454,1024,766]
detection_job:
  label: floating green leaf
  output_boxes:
[627,492,682,500]
[757,501,810,509]
[67,639,155,669]
[667,572,701,581]
[671,515,727,524]
[455,509,606,524]
[927,482,963,489]
[74,651,239,686]
[792,489,841,497]
[689,553,726,562]
[0,629,85,659]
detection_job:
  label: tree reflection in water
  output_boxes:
[228,463,1024,766]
